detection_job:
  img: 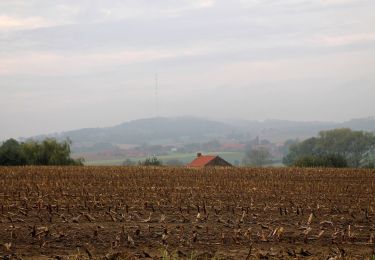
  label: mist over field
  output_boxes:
[2,3,375,259]
[1,0,375,141]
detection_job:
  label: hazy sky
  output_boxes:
[1,0,375,140]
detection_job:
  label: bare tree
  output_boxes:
[242,147,271,167]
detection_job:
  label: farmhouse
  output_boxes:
[187,153,232,167]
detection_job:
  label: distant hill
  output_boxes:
[24,116,375,154]
[30,117,233,147]
[228,116,375,142]
[339,117,375,131]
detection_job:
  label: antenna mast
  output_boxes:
[155,73,159,117]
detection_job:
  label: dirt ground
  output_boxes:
[0,166,375,259]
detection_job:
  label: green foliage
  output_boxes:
[282,137,318,166]
[294,154,347,168]
[138,156,163,166]
[360,153,375,169]
[362,162,375,169]
[317,128,375,167]
[280,139,299,157]
[283,128,375,168]
[0,138,83,166]
[242,147,271,167]
[0,138,27,165]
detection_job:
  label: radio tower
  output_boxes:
[155,73,159,117]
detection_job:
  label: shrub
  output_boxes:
[138,156,163,166]
[294,154,347,168]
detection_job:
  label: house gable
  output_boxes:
[205,156,233,167]
[187,153,232,167]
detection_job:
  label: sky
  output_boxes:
[1,0,375,140]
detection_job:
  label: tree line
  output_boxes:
[283,128,375,168]
[2,128,374,168]
[0,138,83,166]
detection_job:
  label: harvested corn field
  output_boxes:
[0,167,375,259]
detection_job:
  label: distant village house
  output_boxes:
[187,153,232,167]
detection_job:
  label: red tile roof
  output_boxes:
[187,155,217,167]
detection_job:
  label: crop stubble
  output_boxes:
[0,166,375,259]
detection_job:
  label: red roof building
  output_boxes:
[187,153,233,167]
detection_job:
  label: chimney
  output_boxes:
[197,152,202,157]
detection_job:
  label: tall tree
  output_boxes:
[0,139,26,165]
[317,128,375,167]
[242,147,271,167]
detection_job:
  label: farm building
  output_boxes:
[187,153,232,167]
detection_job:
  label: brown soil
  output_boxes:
[0,166,375,259]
